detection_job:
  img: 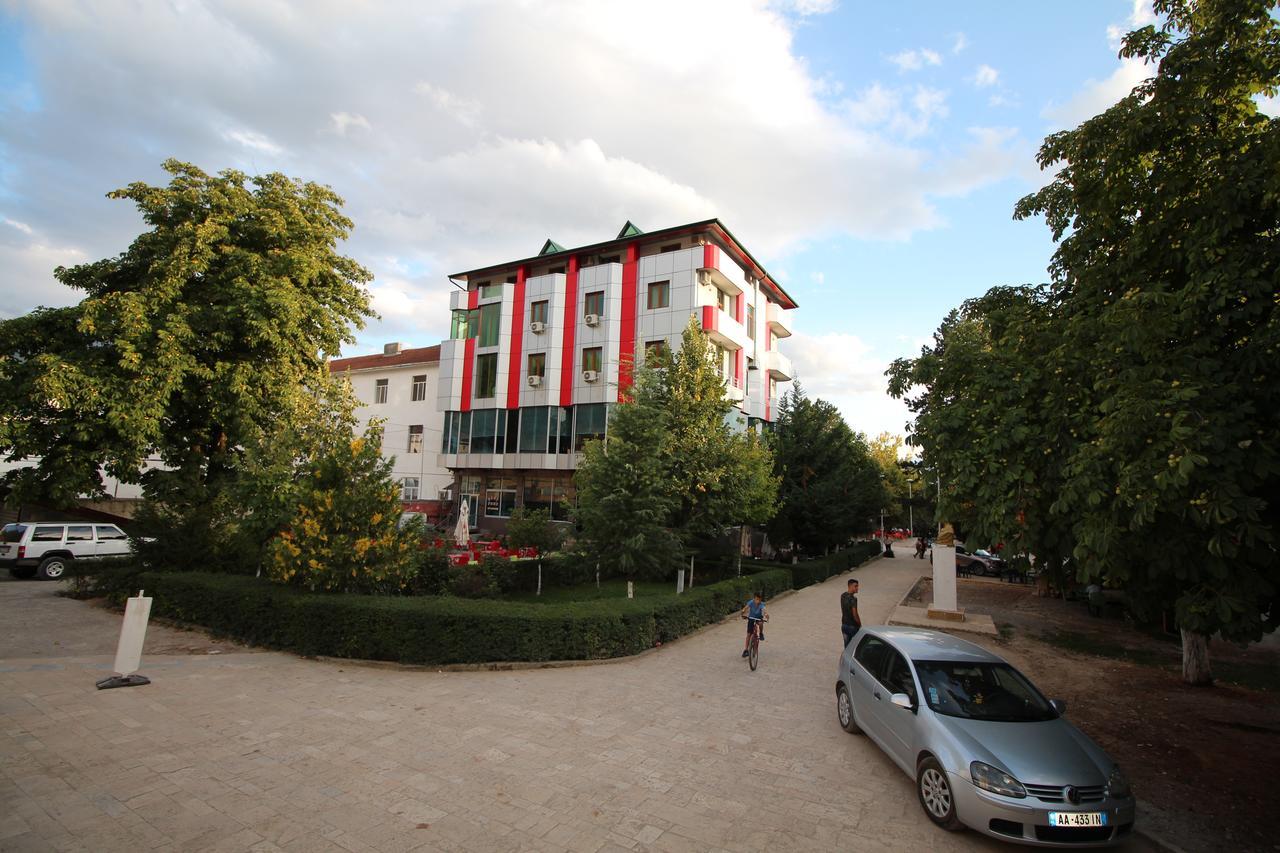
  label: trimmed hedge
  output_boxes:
[130,567,793,665]
[753,540,883,589]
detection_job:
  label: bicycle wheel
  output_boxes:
[748,633,759,671]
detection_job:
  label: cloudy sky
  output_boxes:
[0,0,1165,439]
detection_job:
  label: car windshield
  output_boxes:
[2,524,27,543]
[914,660,1057,722]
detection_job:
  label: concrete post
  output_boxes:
[929,545,964,622]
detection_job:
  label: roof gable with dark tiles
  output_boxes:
[328,345,441,373]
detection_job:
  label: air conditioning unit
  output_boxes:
[530,321,546,333]
[584,313,600,326]
[582,370,599,383]
[527,375,543,387]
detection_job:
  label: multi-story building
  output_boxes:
[328,343,453,522]
[436,219,796,532]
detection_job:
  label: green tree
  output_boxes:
[654,317,779,541]
[572,369,682,581]
[869,432,910,528]
[0,159,373,568]
[768,384,883,553]
[505,506,564,555]
[266,424,415,593]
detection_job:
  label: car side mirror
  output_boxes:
[1049,699,1067,716]
[890,693,914,711]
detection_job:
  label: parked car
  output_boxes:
[835,627,1135,847]
[0,522,135,580]
[947,544,1004,577]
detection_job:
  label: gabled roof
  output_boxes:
[328,345,441,373]
[539,238,566,256]
[449,218,798,309]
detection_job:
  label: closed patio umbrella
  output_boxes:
[454,498,470,547]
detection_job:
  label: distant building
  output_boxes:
[328,343,453,523]
[436,219,796,532]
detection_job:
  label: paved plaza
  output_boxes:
[1,558,1158,852]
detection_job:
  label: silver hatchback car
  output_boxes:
[835,627,1136,847]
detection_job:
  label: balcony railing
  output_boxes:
[759,349,793,381]
[766,302,794,338]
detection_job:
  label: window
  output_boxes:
[412,374,427,401]
[747,304,756,340]
[401,477,420,501]
[519,406,550,453]
[584,290,604,317]
[479,281,504,299]
[374,378,388,404]
[457,411,472,453]
[713,344,729,379]
[530,300,549,324]
[471,409,497,453]
[644,340,668,365]
[550,406,573,454]
[450,309,475,339]
[882,651,919,706]
[475,353,498,398]
[442,411,459,453]
[32,526,63,542]
[96,525,127,541]
[478,303,501,347]
[499,409,518,454]
[647,280,669,309]
[854,635,891,679]
[717,288,729,312]
[660,243,681,253]
[1,524,27,543]
[574,403,607,451]
[485,478,518,517]
[582,347,602,373]
[527,352,546,378]
[407,425,423,454]
[66,525,93,541]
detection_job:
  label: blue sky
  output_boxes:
[0,0,1161,438]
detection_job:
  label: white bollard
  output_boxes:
[676,570,685,595]
[97,590,153,690]
[627,580,634,599]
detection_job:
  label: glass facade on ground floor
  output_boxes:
[455,470,577,523]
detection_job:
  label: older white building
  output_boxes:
[328,343,453,521]
[436,219,796,532]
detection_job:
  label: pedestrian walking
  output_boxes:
[840,578,861,647]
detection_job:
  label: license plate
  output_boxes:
[1048,812,1107,827]
[0,545,10,556]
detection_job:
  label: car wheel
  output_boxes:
[836,684,862,734]
[38,556,70,581]
[917,756,963,831]
[9,567,37,579]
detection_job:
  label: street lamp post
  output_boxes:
[908,478,914,537]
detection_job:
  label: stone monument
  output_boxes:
[928,522,964,622]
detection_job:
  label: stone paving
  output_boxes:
[0,559,1157,852]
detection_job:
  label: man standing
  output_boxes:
[841,578,861,647]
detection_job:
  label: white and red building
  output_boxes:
[327,344,453,522]
[436,219,796,531]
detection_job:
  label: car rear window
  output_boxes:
[31,526,65,542]
[95,525,128,541]
[1,524,27,543]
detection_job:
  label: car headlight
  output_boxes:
[970,761,1026,798]
[1107,766,1132,799]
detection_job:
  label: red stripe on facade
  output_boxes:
[618,242,639,400]
[734,291,743,324]
[735,349,744,391]
[459,287,480,412]
[700,304,716,334]
[559,256,579,408]
[702,242,720,273]
[505,266,528,409]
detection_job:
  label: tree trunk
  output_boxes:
[1180,629,1213,686]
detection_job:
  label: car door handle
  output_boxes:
[873,691,882,700]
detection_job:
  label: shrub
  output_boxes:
[130,566,797,665]
[505,507,565,555]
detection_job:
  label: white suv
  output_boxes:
[0,522,135,580]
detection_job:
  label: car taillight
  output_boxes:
[17,545,25,559]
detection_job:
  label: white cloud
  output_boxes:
[0,0,1023,353]
[951,33,968,54]
[1044,59,1149,128]
[787,331,914,439]
[1107,0,1157,47]
[2,217,34,236]
[973,65,999,88]
[810,271,825,285]
[222,129,285,156]
[888,48,943,72]
[330,112,371,136]
[1258,94,1280,117]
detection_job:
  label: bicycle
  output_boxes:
[743,614,768,671]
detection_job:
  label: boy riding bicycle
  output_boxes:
[741,591,769,657]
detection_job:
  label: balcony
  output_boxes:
[759,349,793,381]
[766,302,794,338]
[724,374,746,402]
[699,305,747,351]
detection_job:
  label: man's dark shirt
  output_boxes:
[841,591,860,627]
